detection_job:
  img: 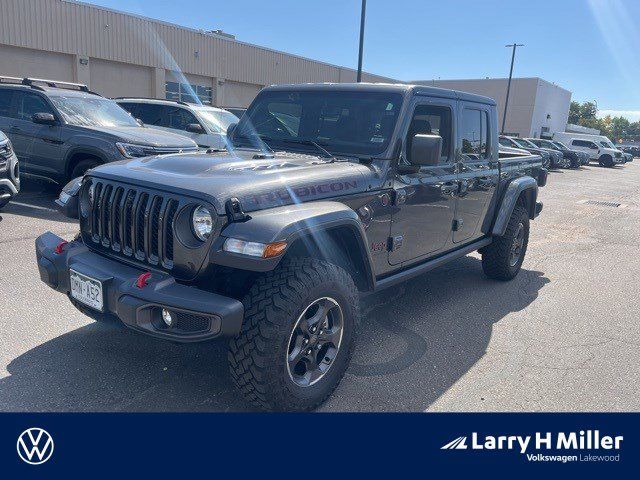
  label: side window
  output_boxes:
[16,92,54,121]
[135,104,165,126]
[480,110,490,158]
[461,108,482,160]
[406,104,452,164]
[118,102,138,117]
[0,90,16,118]
[498,137,512,148]
[167,107,200,131]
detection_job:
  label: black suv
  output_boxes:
[0,77,198,184]
[38,83,546,411]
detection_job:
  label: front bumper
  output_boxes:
[0,153,20,202]
[36,232,244,342]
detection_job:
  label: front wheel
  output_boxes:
[228,258,360,411]
[599,155,614,167]
[481,205,530,280]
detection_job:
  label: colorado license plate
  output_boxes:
[69,269,104,311]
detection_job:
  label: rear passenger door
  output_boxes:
[453,103,499,243]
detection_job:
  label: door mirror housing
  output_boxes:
[410,134,442,166]
[186,123,205,134]
[32,112,57,126]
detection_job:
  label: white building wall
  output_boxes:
[529,78,572,138]
[0,0,396,107]
[413,77,571,138]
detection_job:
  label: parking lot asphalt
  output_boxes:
[1,162,639,412]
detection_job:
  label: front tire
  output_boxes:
[70,159,100,180]
[228,257,360,411]
[599,155,613,167]
[482,205,529,280]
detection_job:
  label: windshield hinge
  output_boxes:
[226,197,251,222]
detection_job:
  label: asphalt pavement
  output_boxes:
[1,162,638,412]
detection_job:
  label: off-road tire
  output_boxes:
[70,159,100,180]
[481,205,529,281]
[228,257,360,411]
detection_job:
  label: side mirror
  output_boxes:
[186,123,205,134]
[32,112,57,126]
[410,134,442,166]
[226,122,238,139]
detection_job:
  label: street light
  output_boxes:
[501,43,524,134]
[356,0,367,82]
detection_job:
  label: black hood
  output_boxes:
[89,149,378,213]
[77,125,197,148]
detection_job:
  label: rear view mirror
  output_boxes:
[410,134,442,166]
[186,123,205,134]
[32,112,56,126]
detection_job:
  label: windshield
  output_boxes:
[513,138,537,149]
[234,90,404,156]
[195,108,239,133]
[552,141,568,150]
[50,96,139,127]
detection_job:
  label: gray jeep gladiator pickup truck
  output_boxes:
[36,83,546,411]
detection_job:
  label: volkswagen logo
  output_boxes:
[16,428,54,465]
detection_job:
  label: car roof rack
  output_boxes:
[20,77,102,96]
[114,96,190,106]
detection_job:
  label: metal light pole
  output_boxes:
[356,0,367,82]
[501,43,524,134]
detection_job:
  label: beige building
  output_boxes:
[414,77,572,138]
[0,0,395,107]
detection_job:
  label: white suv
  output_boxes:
[566,138,624,167]
[117,98,239,150]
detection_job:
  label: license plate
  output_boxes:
[69,269,104,311]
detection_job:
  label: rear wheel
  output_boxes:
[482,205,529,281]
[228,257,359,411]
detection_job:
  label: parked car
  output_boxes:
[619,144,640,157]
[526,138,582,168]
[0,77,198,184]
[39,83,546,411]
[552,132,624,167]
[509,137,567,168]
[549,140,590,165]
[499,135,551,169]
[117,98,239,150]
[0,129,20,209]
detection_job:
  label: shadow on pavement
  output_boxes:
[0,256,549,412]
[0,179,74,224]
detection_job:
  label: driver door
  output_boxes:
[9,91,62,177]
[388,99,458,266]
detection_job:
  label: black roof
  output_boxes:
[262,82,496,106]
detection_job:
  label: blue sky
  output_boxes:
[88,0,640,120]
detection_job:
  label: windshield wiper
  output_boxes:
[280,139,335,161]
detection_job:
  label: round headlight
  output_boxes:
[192,206,213,241]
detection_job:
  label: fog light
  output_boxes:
[161,309,174,327]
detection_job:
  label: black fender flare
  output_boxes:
[492,176,538,237]
[210,201,376,290]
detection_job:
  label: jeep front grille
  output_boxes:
[84,180,180,270]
